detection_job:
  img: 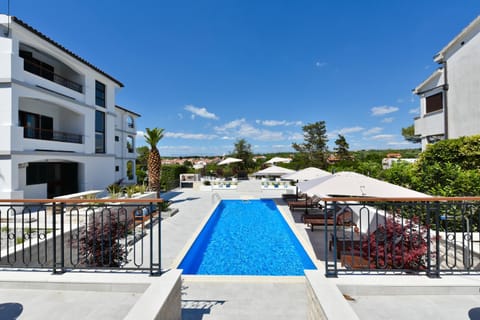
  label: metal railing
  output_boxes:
[23,127,83,144]
[322,197,480,277]
[0,199,163,275]
[23,59,83,93]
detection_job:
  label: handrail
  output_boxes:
[0,198,163,204]
[23,59,83,93]
[321,196,480,202]
[23,127,84,144]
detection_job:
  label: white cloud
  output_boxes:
[338,126,364,135]
[387,141,415,146]
[381,117,394,123]
[363,127,383,136]
[214,118,246,132]
[164,131,218,140]
[184,105,219,120]
[257,120,303,127]
[409,107,420,115]
[214,118,285,141]
[288,132,304,141]
[371,105,399,116]
[371,134,395,140]
[315,61,327,68]
[136,130,145,138]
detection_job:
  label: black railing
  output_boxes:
[23,59,83,93]
[0,199,162,275]
[23,127,83,144]
[321,197,480,277]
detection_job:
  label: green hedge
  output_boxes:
[160,165,190,191]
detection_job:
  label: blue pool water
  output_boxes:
[179,199,317,276]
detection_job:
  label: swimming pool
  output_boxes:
[179,199,316,276]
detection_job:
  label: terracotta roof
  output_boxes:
[12,16,124,87]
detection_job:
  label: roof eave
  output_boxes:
[11,16,124,88]
[434,15,480,63]
[413,69,443,94]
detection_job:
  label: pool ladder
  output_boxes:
[211,192,221,204]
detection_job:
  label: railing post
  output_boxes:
[149,201,162,276]
[427,201,441,278]
[52,202,65,274]
[325,201,338,277]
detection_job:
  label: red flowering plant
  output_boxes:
[361,216,429,270]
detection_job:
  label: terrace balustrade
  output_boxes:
[0,199,162,275]
[323,197,480,277]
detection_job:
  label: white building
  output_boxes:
[114,105,140,185]
[0,15,139,199]
[414,16,480,150]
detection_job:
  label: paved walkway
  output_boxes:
[130,179,480,320]
[156,180,312,319]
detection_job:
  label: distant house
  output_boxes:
[0,15,139,199]
[414,15,480,150]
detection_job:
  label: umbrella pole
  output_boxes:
[296,180,299,201]
[305,196,308,214]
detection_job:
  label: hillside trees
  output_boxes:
[292,121,329,168]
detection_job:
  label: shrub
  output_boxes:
[78,209,133,267]
[361,217,429,270]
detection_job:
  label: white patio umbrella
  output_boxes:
[298,171,430,234]
[252,165,295,177]
[281,167,331,181]
[217,157,242,166]
[298,171,430,198]
[265,157,292,165]
[282,167,332,200]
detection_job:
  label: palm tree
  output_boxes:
[144,128,164,196]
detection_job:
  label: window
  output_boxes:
[127,135,134,153]
[95,81,106,107]
[115,135,119,142]
[95,111,105,153]
[19,111,53,140]
[115,166,119,172]
[126,116,134,129]
[20,49,54,81]
[426,92,443,114]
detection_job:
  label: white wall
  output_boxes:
[445,23,480,139]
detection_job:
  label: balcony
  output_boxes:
[23,127,83,144]
[414,110,444,137]
[19,44,84,94]
[23,58,83,93]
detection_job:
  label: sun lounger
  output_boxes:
[288,195,321,210]
[302,206,354,231]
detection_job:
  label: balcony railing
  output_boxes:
[23,59,83,93]
[23,127,83,144]
[0,199,162,275]
[321,197,480,277]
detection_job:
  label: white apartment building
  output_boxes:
[0,15,139,199]
[414,16,480,150]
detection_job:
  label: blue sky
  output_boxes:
[6,1,480,156]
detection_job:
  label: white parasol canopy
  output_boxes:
[217,157,243,165]
[281,167,331,181]
[253,165,295,177]
[265,157,292,165]
[298,171,430,198]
